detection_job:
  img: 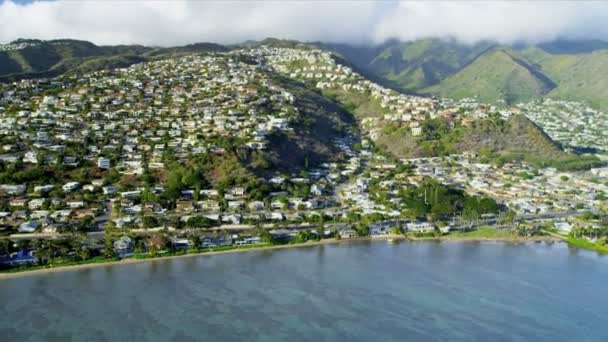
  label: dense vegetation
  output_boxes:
[368,174,500,221]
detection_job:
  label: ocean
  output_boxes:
[1,240,607,341]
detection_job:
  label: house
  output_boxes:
[91,179,105,187]
[0,212,11,225]
[200,189,219,198]
[554,221,573,233]
[19,220,39,233]
[310,184,324,196]
[97,157,111,169]
[269,229,294,241]
[221,214,241,224]
[113,236,134,257]
[28,198,46,210]
[202,236,231,247]
[48,210,70,223]
[74,208,97,220]
[0,184,26,195]
[115,216,137,228]
[369,223,389,236]
[42,224,59,234]
[271,201,286,210]
[339,228,357,239]
[411,126,422,136]
[203,213,220,222]
[300,199,318,210]
[171,238,191,250]
[34,184,54,194]
[66,201,85,209]
[288,198,303,209]
[248,201,265,211]
[102,186,117,195]
[9,198,28,207]
[235,236,262,245]
[63,156,78,167]
[227,186,246,198]
[406,221,435,233]
[227,200,244,211]
[120,190,141,199]
[176,200,194,213]
[199,200,220,212]
[269,212,284,221]
[0,250,37,267]
[62,182,80,193]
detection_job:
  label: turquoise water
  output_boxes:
[1,240,607,341]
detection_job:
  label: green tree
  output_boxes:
[462,208,479,228]
[104,232,116,259]
[189,234,202,250]
[77,247,92,261]
[356,223,369,237]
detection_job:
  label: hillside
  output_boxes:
[0,39,119,73]
[4,38,608,111]
[422,48,556,104]
[0,39,227,82]
[259,46,597,170]
[261,75,359,174]
[369,39,493,90]
[331,38,608,110]
[330,83,597,170]
[540,51,608,109]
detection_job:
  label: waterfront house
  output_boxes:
[171,238,191,250]
[406,221,435,233]
[113,236,134,257]
[0,250,38,267]
[339,228,357,239]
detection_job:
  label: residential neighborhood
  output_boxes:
[0,45,607,269]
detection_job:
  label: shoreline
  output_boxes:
[0,234,561,280]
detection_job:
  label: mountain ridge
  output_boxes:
[325,38,608,110]
[2,37,607,109]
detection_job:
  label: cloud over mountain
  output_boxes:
[1,0,607,46]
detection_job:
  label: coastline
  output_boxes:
[0,234,561,280]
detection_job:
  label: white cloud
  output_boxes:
[0,1,606,46]
[373,1,608,44]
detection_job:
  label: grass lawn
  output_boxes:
[567,237,608,254]
[443,226,519,240]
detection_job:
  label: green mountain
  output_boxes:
[367,39,493,90]
[325,39,492,91]
[0,39,110,76]
[330,38,608,110]
[539,51,608,109]
[422,47,556,104]
[0,38,226,82]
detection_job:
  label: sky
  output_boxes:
[1,0,608,46]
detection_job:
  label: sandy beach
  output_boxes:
[0,234,561,280]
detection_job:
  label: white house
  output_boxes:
[406,221,435,233]
[97,157,111,169]
[62,182,80,193]
[19,221,39,233]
